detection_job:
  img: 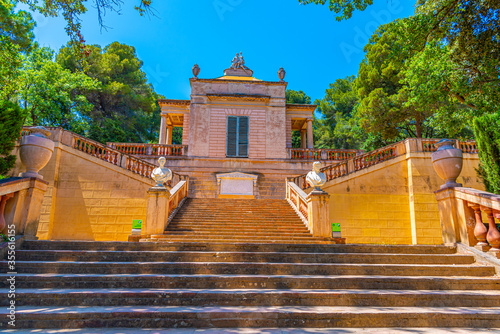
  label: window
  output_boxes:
[226,116,248,157]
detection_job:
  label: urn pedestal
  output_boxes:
[431,139,463,189]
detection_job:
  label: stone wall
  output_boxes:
[10,139,154,241]
[316,150,483,245]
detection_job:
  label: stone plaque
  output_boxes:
[216,172,258,199]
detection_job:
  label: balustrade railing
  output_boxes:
[436,187,500,256]
[288,148,362,161]
[19,127,188,182]
[107,143,187,157]
[167,180,189,221]
[293,138,479,190]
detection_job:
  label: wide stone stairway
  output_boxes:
[1,240,500,329]
[150,198,339,244]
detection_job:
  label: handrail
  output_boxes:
[293,138,479,190]
[436,187,500,252]
[107,142,187,157]
[286,180,310,230]
[19,127,189,182]
[288,148,362,161]
[167,180,189,223]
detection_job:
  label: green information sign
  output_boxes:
[132,219,142,229]
[332,223,341,232]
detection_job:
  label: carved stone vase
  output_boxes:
[19,127,54,180]
[431,139,463,189]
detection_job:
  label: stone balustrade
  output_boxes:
[286,179,333,238]
[288,148,362,161]
[292,138,478,190]
[19,127,188,181]
[107,143,188,157]
[435,187,500,257]
[0,177,49,239]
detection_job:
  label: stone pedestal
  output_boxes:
[143,187,171,236]
[307,190,330,237]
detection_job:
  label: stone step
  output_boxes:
[166,226,311,233]
[6,289,500,307]
[152,235,321,241]
[148,237,342,244]
[160,231,312,237]
[2,306,499,328]
[2,274,499,290]
[2,261,494,276]
[20,241,457,254]
[14,250,475,265]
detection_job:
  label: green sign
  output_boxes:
[132,219,142,229]
[332,223,341,232]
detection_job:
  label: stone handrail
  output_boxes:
[286,180,310,228]
[293,138,478,190]
[0,177,48,239]
[436,187,500,256]
[167,180,189,222]
[107,143,188,157]
[19,127,189,182]
[285,179,335,239]
[288,148,362,161]
[421,139,478,153]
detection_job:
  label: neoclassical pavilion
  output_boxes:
[157,57,316,158]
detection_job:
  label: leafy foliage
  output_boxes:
[19,47,99,131]
[298,0,374,21]
[0,100,24,176]
[473,112,500,194]
[18,0,153,43]
[57,42,159,143]
[0,0,35,100]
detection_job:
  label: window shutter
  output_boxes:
[238,116,249,157]
[227,116,238,157]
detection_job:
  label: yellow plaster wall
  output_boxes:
[321,152,483,245]
[10,142,154,241]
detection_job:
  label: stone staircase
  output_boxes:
[149,198,340,244]
[1,240,500,329]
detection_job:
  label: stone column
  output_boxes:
[166,126,173,145]
[143,187,170,236]
[159,116,167,144]
[300,130,307,149]
[306,190,330,237]
[306,119,314,149]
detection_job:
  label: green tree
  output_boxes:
[19,46,99,132]
[0,100,23,177]
[473,113,500,194]
[18,0,153,42]
[298,0,374,21]
[57,42,159,143]
[286,89,312,148]
[0,0,35,100]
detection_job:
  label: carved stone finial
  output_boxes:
[306,161,327,192]
[151,157,172,188]
[192,64,200,78]
[278,67,286,82]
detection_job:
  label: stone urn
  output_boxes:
[431,139,463,189]
[192,64,200,78]
[19,127,54,180]
[278,67,286,82]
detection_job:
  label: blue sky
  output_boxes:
[21,0,415,102]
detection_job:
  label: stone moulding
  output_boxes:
[216,172,258,199]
